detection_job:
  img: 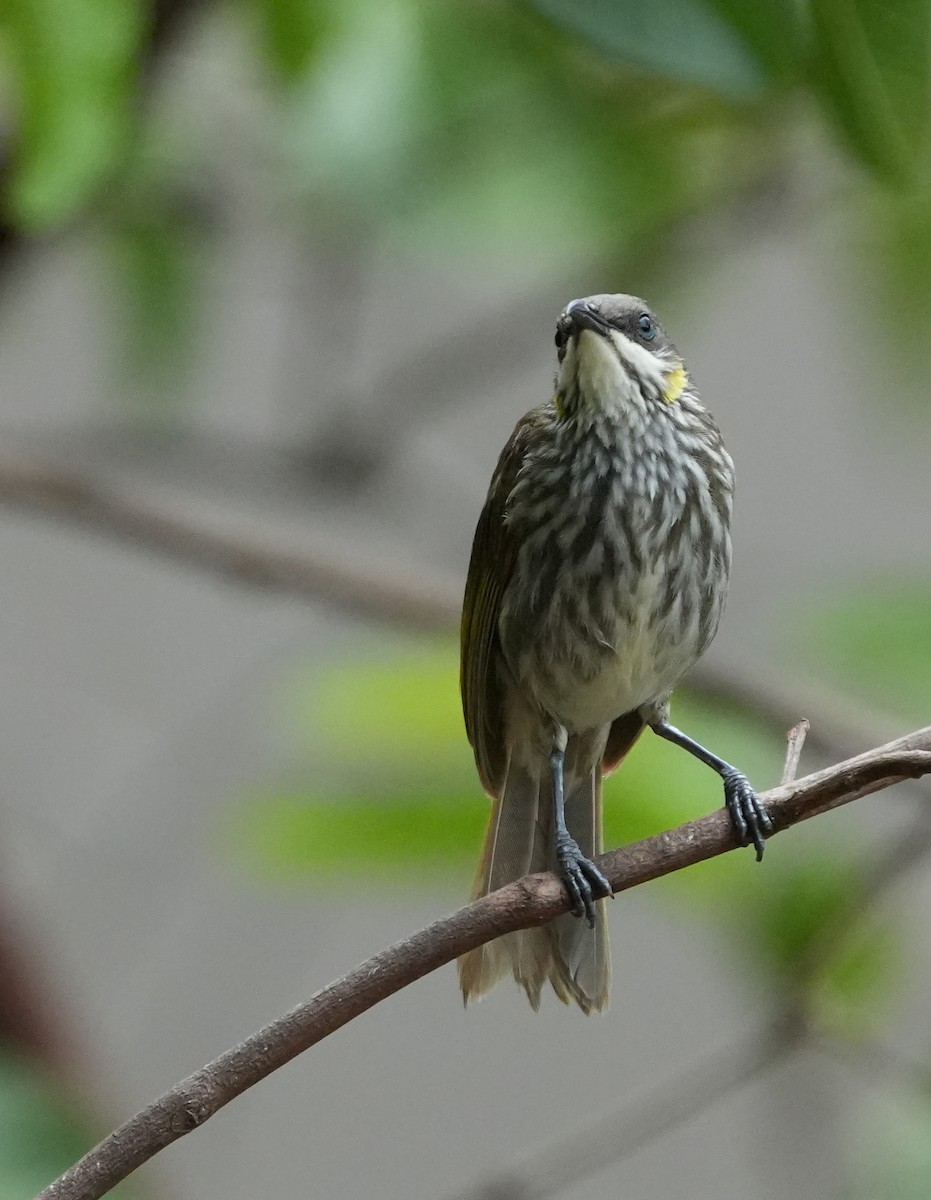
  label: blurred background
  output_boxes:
[1,0,931,1196]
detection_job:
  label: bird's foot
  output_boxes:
[555,836,612,926]
[723,769,773,861]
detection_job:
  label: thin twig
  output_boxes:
[34,729,931,1200]
[781,718,810,785]
[692,662,906,765]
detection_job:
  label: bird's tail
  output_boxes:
[458,754,610,1014]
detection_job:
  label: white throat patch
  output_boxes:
[560,327,668,414]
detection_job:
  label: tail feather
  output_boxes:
[458,757,541,1002]
[551,769,609,1013]
[458,755,610,1013]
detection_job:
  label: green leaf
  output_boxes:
[245,0,332,82]
[287,643,473,778]
[1,0,145,230]
[788,578,931,723]
[702,0,805,82]
[529,0,767,98]
[228,790,488,885]
[856,187,931,382]
[809,0,929,183]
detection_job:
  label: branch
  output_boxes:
[692,661,908,767]
[0,457,457,631]
[0,453,923,773]
[458,722,931,1200]
[780,718,810,785]
[35,728,931,1200]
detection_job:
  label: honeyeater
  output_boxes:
[458,294,770,1013]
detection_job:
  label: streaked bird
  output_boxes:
[458,293,771,1013]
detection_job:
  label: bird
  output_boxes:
[457,293,771,1014]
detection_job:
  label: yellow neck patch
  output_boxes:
[663,364,688,404]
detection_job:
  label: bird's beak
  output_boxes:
[565,300,610,339]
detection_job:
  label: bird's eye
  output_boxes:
[554,319,571,354]
[638,313,656,341]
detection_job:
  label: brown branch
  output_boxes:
[459,729,931,1200]
[0,456,921,776]
[0,452,922,765]
[0,457,458,631]
[34,728,931,1200]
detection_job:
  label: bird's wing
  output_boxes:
[460,414,535,798]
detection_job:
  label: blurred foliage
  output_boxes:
[744,854,902,1038]
[0,1049,135,1199]
[229,642,783,886]
[530,0,769,96]
[0,0,927,1185]
[107,196,207,409]
[870,188,931,355]
[848,1092,931,1200]
[3,0,931,387]
[0,0,144,230]
[231,641,901,1037]
[789,576,931,722]
[808,0,928,184]
[250,0,333,81]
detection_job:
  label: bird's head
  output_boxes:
[554,294,689,418]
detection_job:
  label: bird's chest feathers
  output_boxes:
[501,425,714,727]
[511,424,686,583]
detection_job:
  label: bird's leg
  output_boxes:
[550,730,612,926]
[650,720,773,860]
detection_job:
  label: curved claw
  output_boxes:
[555,836,612,926]
[723,769,773,861]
